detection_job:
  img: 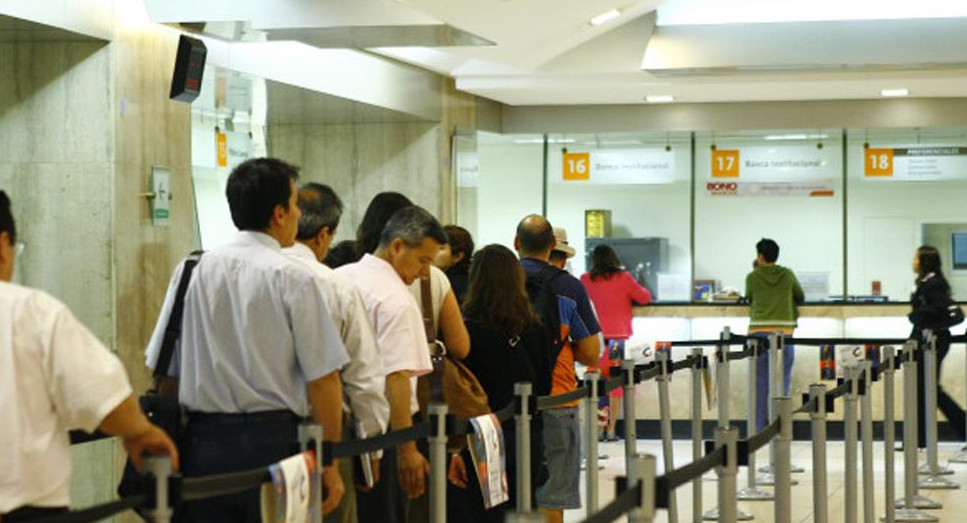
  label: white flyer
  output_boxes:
[468,414,509,509]
[260,451,318,523]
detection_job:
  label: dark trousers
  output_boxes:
[915,330,967,446]
[176,411,301,523]
[2,506,68,522]
[357,446,407,523]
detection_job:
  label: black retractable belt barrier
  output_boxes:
[325,422,431,464]
[655,446,726,509]
[181,468,271,501]
[536,386,588,410]
[786,337,909,346]
[579,482,643,523]
[670,336,748,347]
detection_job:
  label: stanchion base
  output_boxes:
[737,487,774,501]
[579,459,605,471]
[918,476,960,490]
[892,508,940,522]
[790,464,805,474]
[757,464,773,474]
[896,495,943,510]
[948,451,967,464]
[755,473,798,487]
[702,508,755,521]
[598,452,609,460]
[917,463,953,475]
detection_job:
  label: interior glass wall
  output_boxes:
[545,132,693,301]
[693,129,845,301]
[846,127,967,301]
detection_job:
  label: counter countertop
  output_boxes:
[633,301,914,318]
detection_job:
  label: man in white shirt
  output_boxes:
[0,191,178,521]
[145,158,350,521]
[284,183,389,523]
[336,206,446,523]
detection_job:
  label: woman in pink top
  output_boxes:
[580,244,652,441]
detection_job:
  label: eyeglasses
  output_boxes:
[14,242,24,259]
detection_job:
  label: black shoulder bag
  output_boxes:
[117,251,202,513]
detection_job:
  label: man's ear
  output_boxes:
[452,251,465,264]
[271,204,287,228]
[513,236,520,251]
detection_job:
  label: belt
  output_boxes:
[187,410,303,424]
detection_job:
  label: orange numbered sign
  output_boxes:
[711,150,740,178]
[865,148,893,177]
[217,132,227,167]
[563,152,590,180]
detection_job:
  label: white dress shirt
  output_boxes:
[145,231,349,416]
[337,254,433,415]
[284,242,389,438]
[0,282,131,512]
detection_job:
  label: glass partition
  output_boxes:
[693,130,844,301]
[545,132,692,301]
[846,127,967,301]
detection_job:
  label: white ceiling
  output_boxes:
[141,0,967,107]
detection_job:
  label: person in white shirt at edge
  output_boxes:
[336,205,454,523]
[283,182,390,523]
[0,191,179,522]
[144,158,350,522]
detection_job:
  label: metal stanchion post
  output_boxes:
[514,382,533,513]
[881,347,897,523]
[950,333,967,465]
[585,370,601,518]
[657,348,679,523]
[918,331,959,489]
[143,455,173,523]
[691,348,705,523]
[630,453,656,523]
[717,426,740,523]
[845,364,860,523]
[810,384,829,523]
[625,358,639,464]
[299,422,324,523]
[740,338,772,501]
[859,361,876,523]
[428,403,448,523]
[760,334,803,479]
[895,342,939,521]
[774,397,792,523]
[703,328,753,521]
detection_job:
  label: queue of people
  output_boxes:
[3,155,964,523]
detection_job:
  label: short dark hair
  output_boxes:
[516,214,554,255]
[0,191,16,243]
[356,192,413,255]
[296,183,343,240]
[549,250,568,264]
[225,158,300,231]
[443,225,474,268]
[756,238,780,263]
[379,206,447,249]
[324,240,359,269]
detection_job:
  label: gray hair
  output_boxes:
[296,183,343,240]
[378,206,447,249]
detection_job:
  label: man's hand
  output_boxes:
[321,465,345,514]
[447,454,468,489]
[356,457,381,492]
[121,425,180,472]
[398,446,429,499]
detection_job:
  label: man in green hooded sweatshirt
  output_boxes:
[746,238,804,431]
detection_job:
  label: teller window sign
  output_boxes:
[864,148,894,177]
[711,149,740,178]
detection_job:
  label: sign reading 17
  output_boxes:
[711,150,740,178]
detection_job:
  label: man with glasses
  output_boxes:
[0,191,179,521]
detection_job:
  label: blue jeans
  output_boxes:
[751,333,795,432]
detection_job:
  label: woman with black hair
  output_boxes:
[909,245,966,447]
[447,244,552,522]
[580,244,651,441]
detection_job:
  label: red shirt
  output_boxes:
[580,271,652,340]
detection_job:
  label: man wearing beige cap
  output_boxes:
[549,227,576,271]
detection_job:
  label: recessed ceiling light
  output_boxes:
[645,95,675,103]
[881,88,909,97]
[590,9,621,26]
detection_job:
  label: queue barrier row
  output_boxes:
[57,329,967,523]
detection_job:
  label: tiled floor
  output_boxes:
[564,439,967,522]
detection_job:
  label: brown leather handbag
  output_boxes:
[416,276,490,420]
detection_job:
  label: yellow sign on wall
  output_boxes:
[711,149,740,178]
[864,148,894,176]
[216,132,227,168]
[563,152,590,180]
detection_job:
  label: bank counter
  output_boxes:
[622,302,967,438]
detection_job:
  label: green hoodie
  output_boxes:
[745,264,805,330]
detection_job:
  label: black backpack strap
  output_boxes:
[153,250,204,381]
